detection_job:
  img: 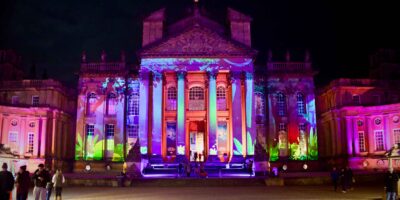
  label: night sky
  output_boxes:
[1,0,399,87]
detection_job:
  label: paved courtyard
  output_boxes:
[22,185,383,200]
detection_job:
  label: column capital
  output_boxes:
[245,71,253,80]
[229,71,242,84]
[207,70,218,79]
[176,71,187,80]
[152,71,163,86]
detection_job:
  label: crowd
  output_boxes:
[0,163,65,200]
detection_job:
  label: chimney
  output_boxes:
[142,8,165,47]
[227,8,252,47]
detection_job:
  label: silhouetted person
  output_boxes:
[330,167,339,191]
[345,166,354,191]
[385,168,399,200]
[32,164,50,200]
[15,165,30,200]
[0,163,14,200]
[340,168,347,193]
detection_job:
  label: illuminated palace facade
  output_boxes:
[0,50,76,172]
[318,49,400,170]
[74,6,318,173]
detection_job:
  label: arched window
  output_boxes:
[277,92,286,116]
[127,91,139,116]
[189,86,205,111]
[167,86,177,111]
[297,93,306,115]
[107,93,117,115]
[217,86,226,111]
[87,93,97,115]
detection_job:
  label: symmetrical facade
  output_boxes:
[74,5,319,174]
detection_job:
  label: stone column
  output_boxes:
[384,115,390,150]
[366,116,374,154]
[151,71,163,156]
[208,71,218,158]
[176,71,186,157]
[353,118,360,155]
[19,117,26,157]
[138,71,150,155]
[345,117,353,156]
[245,72,256,156]
[231,71,244,157]
[40,118,47,158]
[0,114,3,144]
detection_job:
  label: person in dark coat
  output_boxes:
[0,163,14,200]
[32,163,51,200]
[385,168,399,200]
[340,167,347,193]
[345,166,354,191]
[330,167,340,191]
[15,165,30,200]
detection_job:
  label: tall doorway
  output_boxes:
[189,121,205,162]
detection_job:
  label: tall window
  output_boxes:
[127,125,139,138]
[297,93,306,115]
[374,130,384,151]
[255,92,265,116]
[277,92,286,116]
[86,124,94,136]
[32,96,39,106]
[217,86,226,111]
[167,86,177,111]
[107,93,117,115]
[279,123,286,131]
[394,129,400,144]
[189,86,205,111]
[106,124,115,138]
[358,131,366,152]
[28,133,34,153]
[87,93,97,115]
[8,132,17,143]
[11,96,19,105]
[255,92,265,124]
[352,95,361,105]
[128,91,139,116]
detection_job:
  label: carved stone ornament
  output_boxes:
[393,116,399,123]
[141,26,254,56]
[374,118,381,125]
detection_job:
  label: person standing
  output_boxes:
[32,164,50,200]
[385,168,399,200]
[15,165,30,200]
[340,167,347,193]
[0,163,14,200]
[345,166,354,191]
[330,167,340,192]
[52,169,65,200]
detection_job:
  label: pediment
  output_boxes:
[140,26,256,57]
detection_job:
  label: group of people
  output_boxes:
[178,161,208,178]
[0,163,65,200]
[330,166,354,193]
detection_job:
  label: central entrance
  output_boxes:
[189,121,206,162]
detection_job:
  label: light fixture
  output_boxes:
[85,164,91,172]
[282,164,287,171]
[303,163,308,170]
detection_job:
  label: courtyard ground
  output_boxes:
[21,185,383,200]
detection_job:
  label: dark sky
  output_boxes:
[1,0,399,87]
